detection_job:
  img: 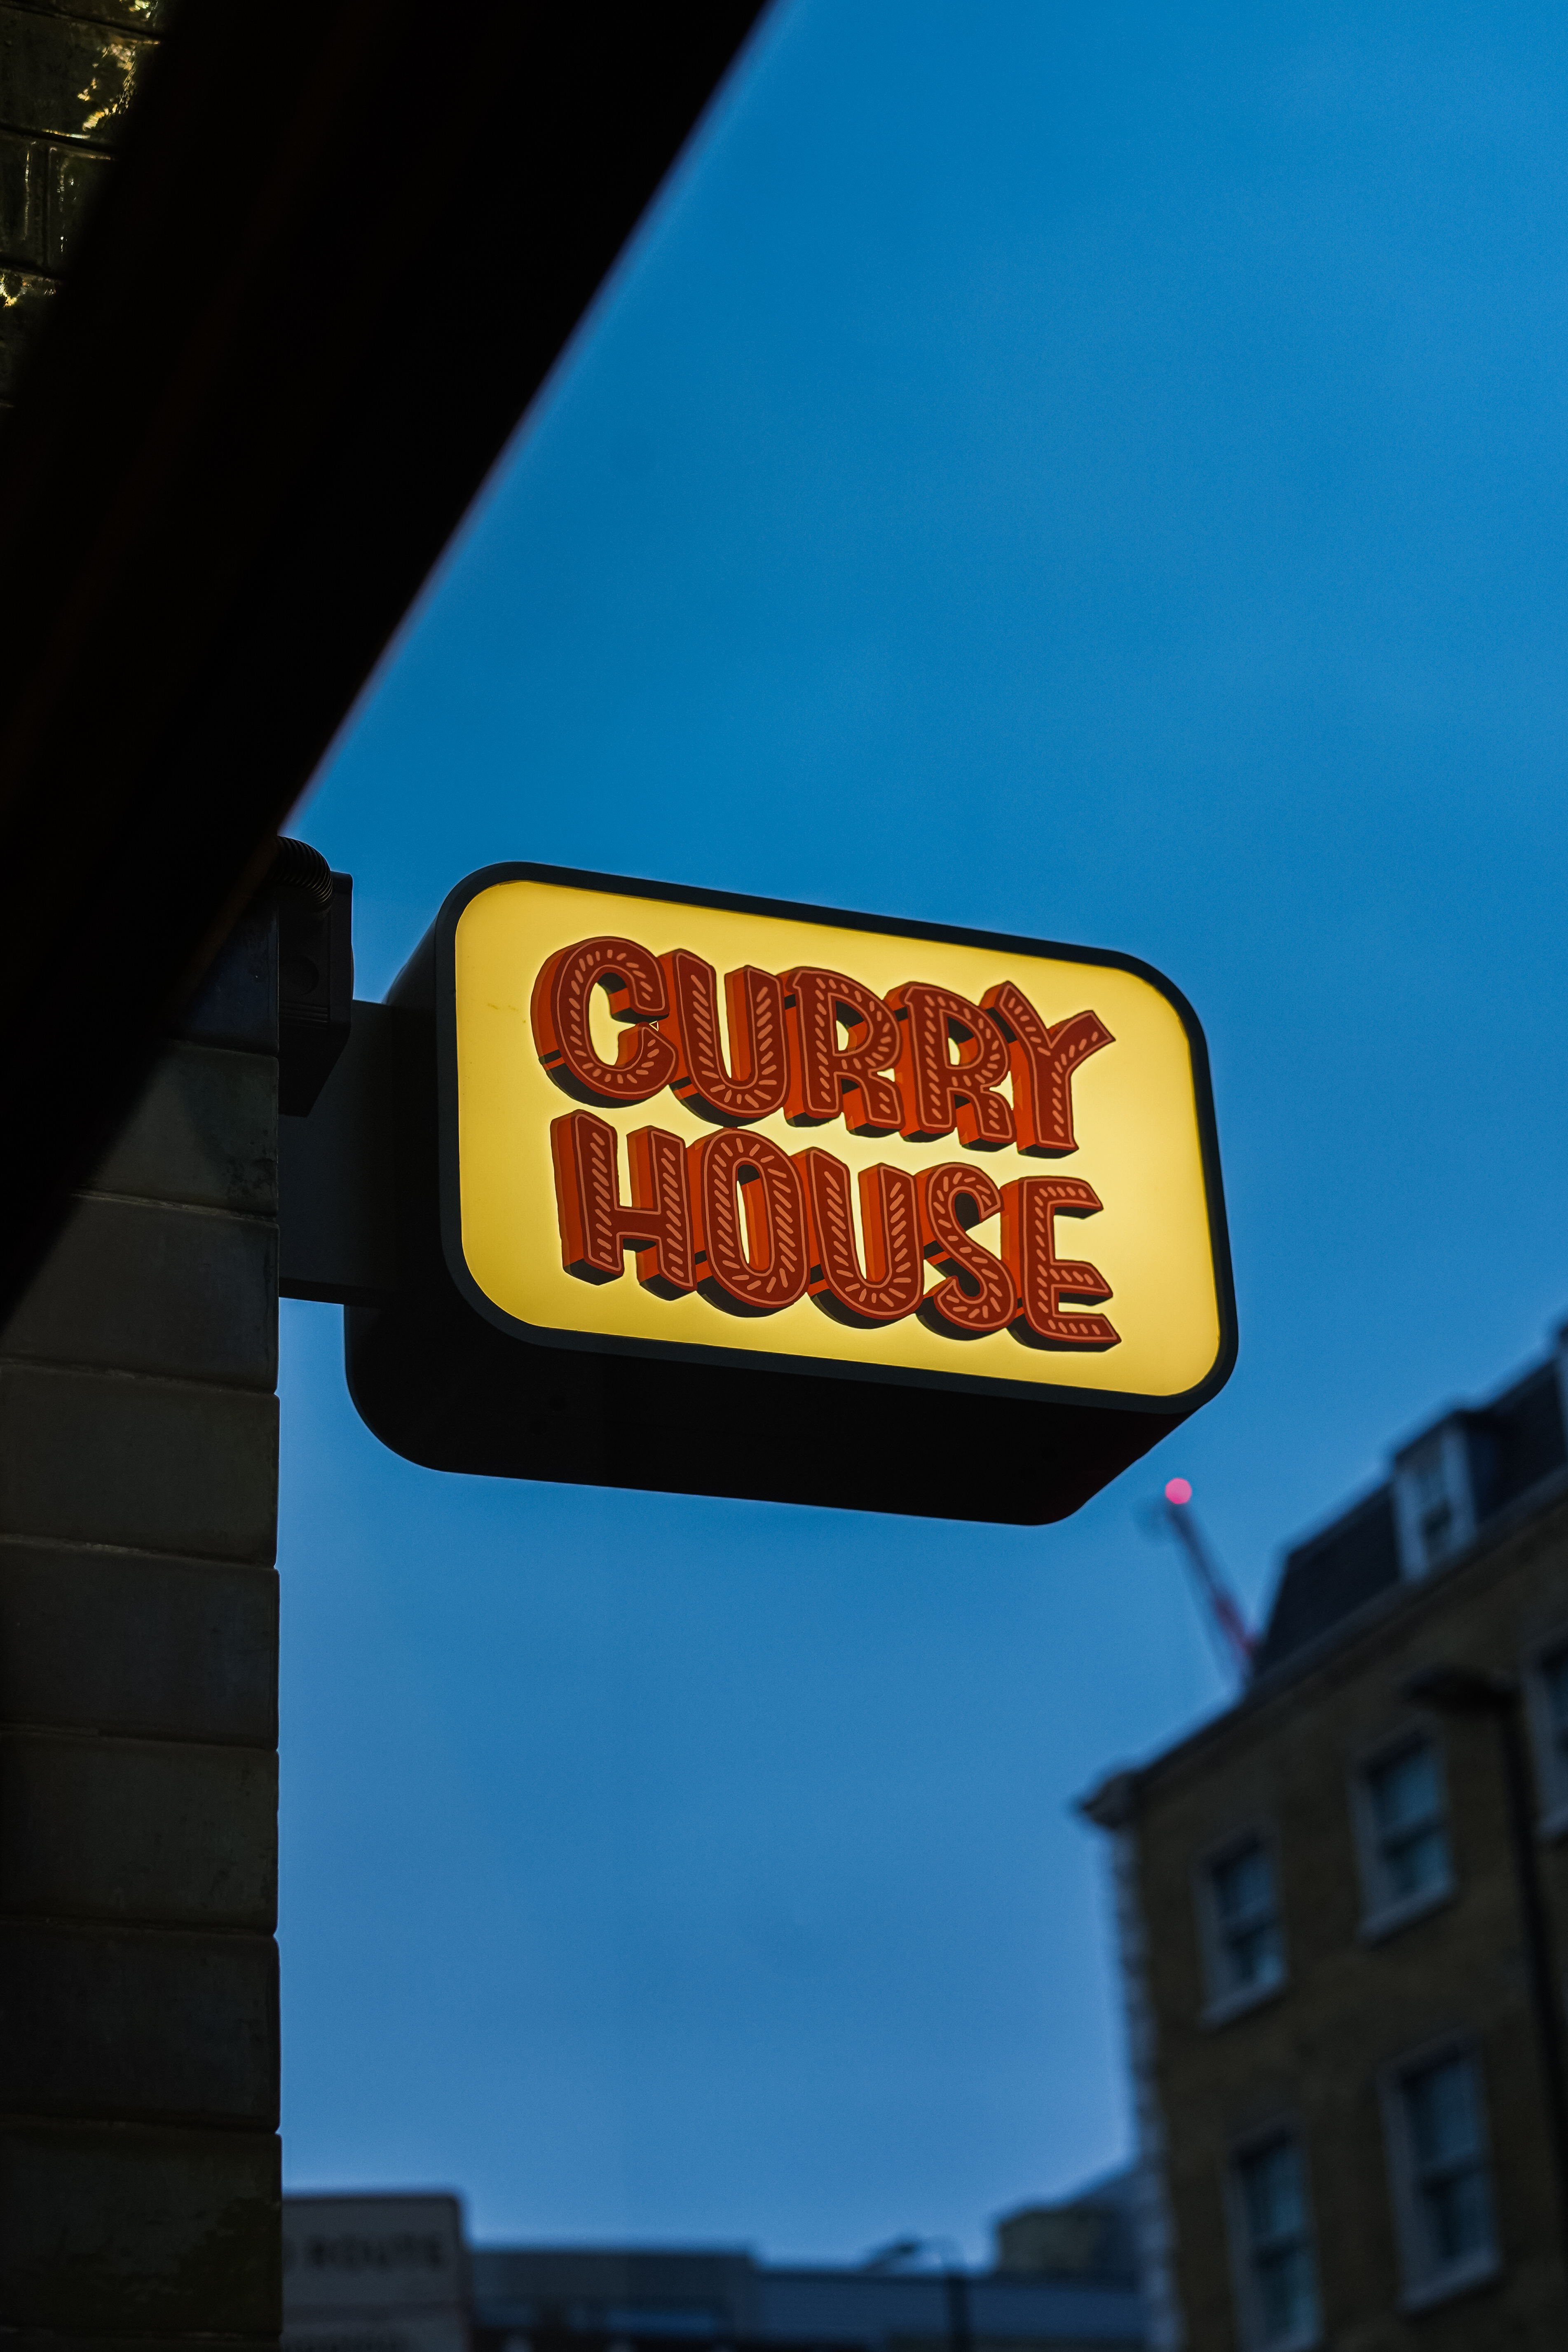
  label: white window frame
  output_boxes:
[1525,1625,1568,1839]
[1223,2118,1323,2352]
[1378,2036,1500,2312]
[1194,1825,1289,2026]
[1350,1727,1455,1942]
[1390,1420,1477,1579]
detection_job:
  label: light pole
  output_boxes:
[940,2251,973,2352]
[860,2235,972,2352]
[1405,1663,1568,2288]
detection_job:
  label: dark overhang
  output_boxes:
[0,0,767,1313]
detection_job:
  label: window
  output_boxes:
[1391,1422,1477,1578]
[1204,1839,1285,2011]
[1356,1736,1452,1932]
[1229,2132,1320,2351]
[1384,2047,1498,2305]
[1411,1450,1455,1562]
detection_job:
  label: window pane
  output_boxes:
[1215,1843,1273,1928]
[1366,1743,1450,1905]
[1419,1498,1453,1556]
[1413,1450,1446,1508]
[1257,2242,1317,2341]
[1241,2139,1304,2244]
[1383,1821,1448,1901]
[1211,1841,1284,1994]
[1402,2054,1495,2277]
[1427,2167,1491,2266]
[1229,1917,1284,1989]
[1407,2054,1480,2168]
[1370,1744,1440,1836]
[1237,2138,1319,2347]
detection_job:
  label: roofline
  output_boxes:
[1080,1468,1568,1812]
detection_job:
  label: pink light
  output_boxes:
[1165,1477,1193,1506]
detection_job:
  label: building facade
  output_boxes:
[1086,1324,1568,2350]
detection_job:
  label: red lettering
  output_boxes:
[551,1111,694,1297]
[532,935,678,1107]
[915,1164,1015,1338]
[1001,1176,1118,1349]
[535,946,1130,1355]
[689,1130,810,1316]
[889,982,1015,1149]
[780,968,902,1136]
[797,1149,923,1328]
[981,981,1112,1155]
[660,950,788,1125]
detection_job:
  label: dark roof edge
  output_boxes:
[1269,1473,1395,1577]
[1081,1466,1568,1815]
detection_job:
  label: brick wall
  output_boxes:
[0,0,167,403]
[0,907,282,2340]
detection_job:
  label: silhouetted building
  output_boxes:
[281,2179,1146,2352]
[470,2188,1144,2352]
[993,2172,1139,2289]
[284,2194,470,2352]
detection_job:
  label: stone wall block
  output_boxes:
[0,1732,277,1928]
[46,138,108,267]
[0,129,42,266]
[0,1918,277,2126]
[0,6,150,145]
[91,1041,279,1216]
[0,1366,278,1560]
[2,1196,277,1387]
[0,1545,277,1744]
[0,2121,281,2334]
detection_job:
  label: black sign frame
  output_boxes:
[344,863,1236,1523]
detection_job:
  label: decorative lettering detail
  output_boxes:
[981,982,1112,1155]
[689,1130,809,1316]
[780,967,902,1135]
[915,1164,1015,1338]
[532,943,1133,1354]
[797,1148,924,1328]
[551,1111,694,1296]
[1001,1176,1119,1349]
[532,936,679,1107]
[660,950,788,1125]
[889,982,1015,1150]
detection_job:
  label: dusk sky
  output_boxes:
[279,0,1568,2261]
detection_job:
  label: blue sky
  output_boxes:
[279,0,1568,2261]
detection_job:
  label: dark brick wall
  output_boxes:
[0,0,169,400]
[0,6,287,2327]
[0,925,281,2340]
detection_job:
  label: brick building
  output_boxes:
[1085,1324,1568,2350]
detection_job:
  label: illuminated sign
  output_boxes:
[346,866,1235,1523]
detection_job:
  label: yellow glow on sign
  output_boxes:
[449,877,1224,1401]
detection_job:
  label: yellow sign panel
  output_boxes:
[440,868,1231,1410]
